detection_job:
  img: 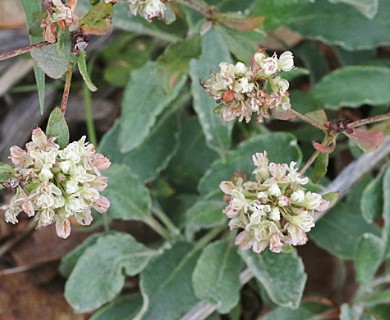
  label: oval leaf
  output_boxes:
[311,66,390,109]
[99,103,182,183]
[185,200,227,240]
[192,240,242,314]
[65,233,157,313]
[355,233,384,286]
[78,50,97,92]
[102,164,152,221]
[189,28,233,155]
[45,107,70,149]
[287,0,390,50]
[136,242,201,320]
[118,62,186,152]
[240,250,307,309]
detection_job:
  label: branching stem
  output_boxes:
[290,109,326,131]
[349,112,390,128]
[0,41,50,61]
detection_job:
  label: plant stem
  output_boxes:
[152,206,180,236]
[61,63,74,114]
[300,150,320,175]
[144,217,171,240]
[195,225,226,250]
[0,41,50,61]
[290,109,326,131]
[83,83,97,146]
[349,112,390,128]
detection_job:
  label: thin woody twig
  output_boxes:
[60,63,74,114]
[349,112,390,128]
[0,41,50,61]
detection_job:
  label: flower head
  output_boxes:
[1,128,111,239]
[202,50,295,123]
[128,0,168,22]
[220,152,327,254]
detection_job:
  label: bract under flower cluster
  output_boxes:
[202,50,294,123]
[128,0,168,22]
[1,128,111,239]
[220,152,329,253]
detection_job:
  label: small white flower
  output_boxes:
[269,207,280,221]
[291,190,305,204]
[303,192,323,210]
[278,51,294,72]
[262,57,278,76]
[254,52,266,65]
[234,62,248,76]
[268,183,282,197]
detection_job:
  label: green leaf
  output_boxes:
[215,25,261,63]
[166,117,219,193]
[99,101,182,183]
[311,66,390,109]
[118,62,186,152]
[260,305,316,320]
[358,289,390,307]
[287,0,390,50]
[189,28,233,156]
[0,164,14,185]
[136,242,201,320]
[156,35,201,88]
[102,164,152,221]
[185,200,227,240]
[192,240,242,314]
[321,192,339,209]
[78,50,97,92]
[34,67,46,114]
[355,233,384,286]
[45,107,70,149]
[328,0,378,19]
[340,304,364,320]
[80,1,113,35]
[90,294,143,320]
[310,153,329,184]
[60,233,109,278]
[19,0,46,113]
[250,0,311,30]
[30,44,70,79]
[240,250,307,308]
[199,132,302,198]
[65,233,157,313]
[361,170,384,223]
[381,166,390,257]
[309,203,380,259]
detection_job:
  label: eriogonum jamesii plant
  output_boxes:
[1,128,111,239]
[220,152,329,254]
[202,50,294,123]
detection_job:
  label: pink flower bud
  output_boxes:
[56,218,71,239]
[91,153,111,172]
[9,146,28,166]
[94,195,110,213]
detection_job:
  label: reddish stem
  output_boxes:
[349,112,390,128]
[60,64,74,114]
[0,41,50,61]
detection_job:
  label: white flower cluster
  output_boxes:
[202,50,294,123]
[49,0,78,30]
[2,128,111,239]
[128,0,168,22]
[220,152,329,253]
